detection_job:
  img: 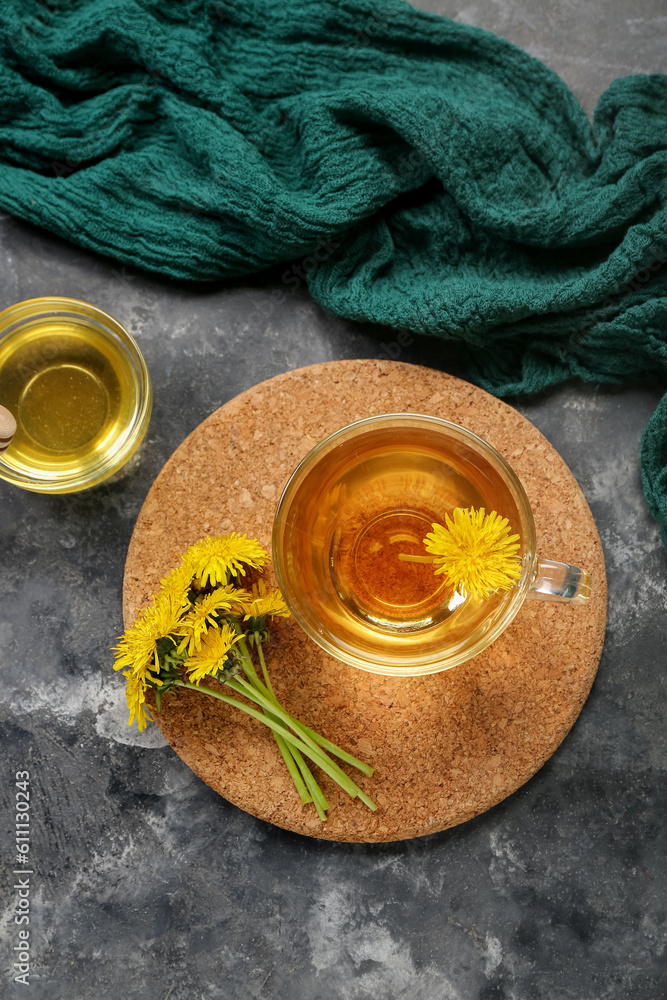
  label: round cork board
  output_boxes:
[123,360,606,842]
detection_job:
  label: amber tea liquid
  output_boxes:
[278,422,524,663]
[0,316,141,487]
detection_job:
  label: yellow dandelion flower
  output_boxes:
[228,589,254,616]
[174,585,250,655]
[185,622,240,685]
[112,590,186,676]
[123,667,161,732]
[184,533,269,587]
[159,559,196,604]
[423,507,522,602]
[243,579,290,622]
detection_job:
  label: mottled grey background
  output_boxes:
[1,3,666,999]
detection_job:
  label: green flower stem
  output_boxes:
[235,635,264,688]
[312,798,327,823]
[235,633,321,808]
[256,640,275,698]
[248,640,375,779]
[354,789,378,812]
[295,722,375,778]
[222,678,367,802]
[275,728,328,811]
[225,676,375,806]
[227,676,332,763]
[268,716,328,812]
[274,732,312,805]
[397,553,435,564]
[174,681,344,787]
[174,681,371,807]
[227,625,375,812]
[290,745,329,813]
[242,665,272,702]
[250,684,315,807]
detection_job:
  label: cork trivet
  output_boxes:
[123,360,606,842]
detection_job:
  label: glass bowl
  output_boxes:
[0,297,152,493]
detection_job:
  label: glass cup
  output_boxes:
[272,413,591,676]
[0,297,152,494]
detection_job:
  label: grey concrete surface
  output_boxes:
[1,3,666,999]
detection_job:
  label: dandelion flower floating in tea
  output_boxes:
[112,533,376,820]
[423,507,522,602]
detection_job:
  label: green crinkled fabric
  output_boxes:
[1,0,667,544]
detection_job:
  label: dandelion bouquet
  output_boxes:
[113,533,376,821]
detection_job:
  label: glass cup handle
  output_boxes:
[526,558,592,604]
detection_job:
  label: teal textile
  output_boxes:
[1,0,667,544]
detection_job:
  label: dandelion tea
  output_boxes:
[278,422,524,660]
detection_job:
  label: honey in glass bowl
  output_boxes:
[0,297,152,493]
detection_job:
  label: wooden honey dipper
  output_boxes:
[0,405,17,454]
